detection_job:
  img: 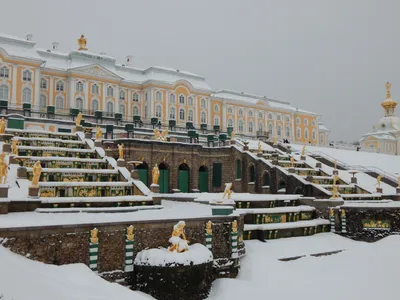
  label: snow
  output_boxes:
[39,181,132,187]
[244,218,330,231]
[236,205,315,214]
[36,205,162,213]
[246,140,275,152]
[342,201,400,208]
[39,195,152,203]
[96,147,106,157]
[18,145,94,153]
[13,136,85,144]
[14,156,106,162]
[26,167,118,174]
[134,243,213,267]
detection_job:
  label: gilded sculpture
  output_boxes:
[232,220,238,233]
[118,144,124,160]
[90,228,99,244]
[377,175,383,188]
[78,34,88,51]
[152,163,160,185]
[386,81,392,99]
[397,176,400,188]
[290,156,295,168]
[231,131,236,139]
[126,225,134,241]
[0,117,5,134]
[273,135,277,145]
[341,209,346,218]
[31,161,42,187]
[168,221,189,253]
[11,139,18,155]
[223,182,233,199]
[329,208,334,217]
[153,128,168,141]
[334,160,337,170]
[75,112,83,127]
[301,145,306,156]
[95,126,102,141]
[205,221,212,235]
[330,175,340,199]
[0,153,8,184]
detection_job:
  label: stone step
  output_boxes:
[35,205,163,213]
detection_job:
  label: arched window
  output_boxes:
[145,92,148,102]
[228,107,233,114]
[248,122,253,132]
[92,84,99,95]
[133,106,139,116]
[179,95,185,104]
[285,115,290,123]
[76,81,84,92]
[119,90,125,100]
[55,96,64,110]
[156,91,162,101]
[304,119,308,126]
[39,95,46,108]
[214,117,220,126]
[169,94,176,104]
[179,108,185,120]
[22,88,31,103]
[286,127,290,137]
[188,110,194,121]
[201,111,206,123]
[268,123,273,134]
[144,105,148,118]
[304,128,309,140]
[236,159,242,179]
[238,109,243,116]
[107,86,114,97]
[156,105,162,118]
[296,127,301,138]
[0,66,9,78]
[238,120,244,132]
[107,102,114,115]
[296,117,300,124]
[119,104,126,116]
[188,96,194,106]
[320,134,324,143]
[258,112,263,118]
[248,110,253,117]
[268,113,273,120]
[0,85,9,101]
[258,122,264,131]
[132,93,139,102]
[277,125,281,136]
[312,120,316,126]
[228,119,233,127]
[40,78,47,89]
[312,130,316,140]
[23,70,32,81]
[277,114,281,121]
[201,98,206,108]
[76,98,83,111]
[214,104,219,112]
[56,80,64,92]
[91,99,99,112]
[170,107,176,119]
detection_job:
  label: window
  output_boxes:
[179,108,185,120]
[228,119,233,127]
[238,120,244,132]
[277,114,281,121]
[119,90,125,100]
[107,102,114,114]
[248,110,253,117]
[312,130,316,140]
[156,105,162,118]
[40,78,47,89]
[236,160,242,179]
[268,113,273,120]
[305,128,309,139]
[179,95,185,104]
[170,94,176,104]
[188,96,194,106]
[201,98,206,108]
[76,98,83,110]
[268,123,273,135]
[132,93,139,102]
[170,107,176,119]
[304,119,308,126]
[144,105,148,118]
[22,88,31,103]
[277,125,281,136]
[258,122,263,131]
[201,111,206,123]
[145,92,148,101]
[320,134,324,143]
[258,112,263,118]
[76,81,84,92]
[23,70,32,82]
[228,107,233,114]
[286,127,290,137]
[296,117,300,125]
[91,99,99,112]
[238,109,243,116]
[107,86,114,97]
[312,120,316,126]
[214,117,220,126]
[188,110,194,121]
[214,104,219,112]
[56,96,64,109]
[92,84,99,95]
[39,95,46,108]
[133,106,139,116]
[285,115,290,123]
[296,127,301,138]
[119,104,126,116]
[156,91,162,101]
[0,85,9,101]
[0,67,9,78]
[56,80,64,92]
[248,122,253,132]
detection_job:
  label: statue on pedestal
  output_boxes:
[168,221,189,253]
[75,112,83,127]
[90,228,99,244]
[0,117,5,134]
[78,34,88,51]
[118,144,124,160]
[152,163,160,185]
[95,126,102,141]
[231,131,236,139]
[290,156,295,168]
[273,136,277,145]
[31,161,42,187]
[377,175,383,188]
[257,141,262,153]
[0,153,8,184]
[301,145,306,156]
[205,221,212,235]
[11,139,18,156]
[223,182,233,199]
[153,128,168,141]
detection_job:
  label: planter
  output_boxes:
[115,113,122,121]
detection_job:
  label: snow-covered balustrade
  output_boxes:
[16,156,108,169]
[8,128,79,140]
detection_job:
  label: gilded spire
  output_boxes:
[381,81,397,115]
[385,82,392,100]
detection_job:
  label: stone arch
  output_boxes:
[262,171,271,187]
[178,163,190,193]
[248,163,255,183]
[198,165,209,192]
[278,179,286,193]
[158,162,170,193]
[137,161,149,186]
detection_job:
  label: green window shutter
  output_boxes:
[8,118,24,130]
[236,160,242,179]
[212,163,222,188]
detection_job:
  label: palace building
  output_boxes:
[0,33,329,145]
[360,82,400,154]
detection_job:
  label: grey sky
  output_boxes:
[3,0,399,141]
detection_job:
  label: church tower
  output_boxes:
[381,82,397,117]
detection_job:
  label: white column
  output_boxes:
[84,81,89,111]
[68,78,74,109]
[127,89,131,119]
[244,108,248,135]
[291,112,295,142]
[115,85,120,113]
[208,98,211,126]
[222,100,226,130]
[148,87,153,117]
[49,76,54,107]
[11,65,17,106]
[34,69,40,107]
[102,84,106,111]
[194,95,198,125]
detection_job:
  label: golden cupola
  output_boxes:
[381,82,397,117]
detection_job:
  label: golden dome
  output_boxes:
[381,82,397,109]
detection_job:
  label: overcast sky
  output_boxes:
[3,0,399,141]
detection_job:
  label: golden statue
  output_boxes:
[386,81,392,99]
[153,128,168,141]
[205,221,212,235]
[397,176,400,188]
[78,34,88,51]
[75,112,83,127]
[333,175,340,185]
[0,153,8,184]
[273,136,277,145]
[90,228,99,244]
[223,182,233,199]
[232,220,238,233]
[341,209,346,218]
[329,208,334,217]
[334,160,337,170]
[11,139,18,156]
[290,156,295,168]
[118,144,124,160]
[152,163,160,185]
[231,131,236,139]
[168,221,189,253]
[0,117,5,134]
[31,161,42,187]
[377,175,383,188]
[301,145,306,156]
[126,225,134,241]
[95,126,102,141]
[257,141,262,153]
[330,184,340,199]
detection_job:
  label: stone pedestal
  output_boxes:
[131,169,139,180]
[300,155,306,161]
[376,187,383,193]
[28,186,39,197]
[315,162,322,168]
[117,159,126,167]
[288,168,296,174]
[150,184,160,193]
[332,170,338,175]
[351,177,358,184]
[0,185,9,198]
[94,140,102,147]
[243,145,249,151]
[257,152,263,157]
[17,166,27,179]
[75,125,83,132]
[0,134,14,142]
[2,143,11,153]
[0,200,9,214]
[306,175,314,182]
[9,155,18,165]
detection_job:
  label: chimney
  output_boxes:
[26,33,33,41]
[52,42,59,51]
[126,55,133,66]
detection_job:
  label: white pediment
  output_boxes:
[70,64,122,80]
